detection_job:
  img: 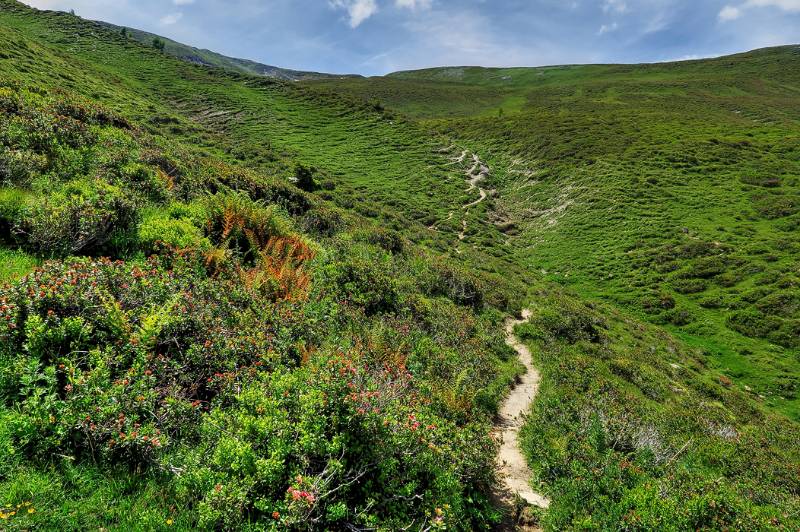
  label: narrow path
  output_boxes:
[463,188,488,209]
[463,153,489,208]
[495,310,550,511]
[428,148,490,248]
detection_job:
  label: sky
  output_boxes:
[19,0,800,75]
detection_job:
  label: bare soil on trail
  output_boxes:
[493,310,549,529]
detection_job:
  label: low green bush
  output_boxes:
[320,247,399,315]
[137,209,210,254]
[16,179,139,257]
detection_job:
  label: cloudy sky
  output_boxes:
[20,0,800,75]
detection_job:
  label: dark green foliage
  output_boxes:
[17,179,139,257]
[0,66,512,527]
[294,163,317,192]
[151,37,165,52]
[321,247,399,315]
[426,259,485,309]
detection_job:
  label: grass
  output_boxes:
[318,46,800,420]
[0,249,37,283]
[516,288,799,529]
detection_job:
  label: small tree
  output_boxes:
[121,27,128,38]
[152,37,165,52]
[294,164,317,192]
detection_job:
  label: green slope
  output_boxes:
[316,47,800,527]
[318,46,800,420]
[93,20,358,81]
[0,0,798,528]
[0,0,525,528]
[0,0,515,272]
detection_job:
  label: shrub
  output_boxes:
[671,277,708,294]
[294,164,317,192]
[727,310,781,339]
[641,292,675,313]
[755,290,800,318]
[322,252,399,315]
[0,147,48,187]
[753,193,799,219]
[137,212,210,254]
[522,294,605,344]
[353,226,405,254]
[769,319,800,349]
[300,205,347,237]
[427,260,484,308]
[16,179,139,257]
[120,162,170,202]
[664,308,694,326]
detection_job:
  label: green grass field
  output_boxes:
[0,0,798,528]
[317,47,800,420]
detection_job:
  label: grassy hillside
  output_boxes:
[318,47,800,421]
[94,20,357,82]
[315,47,800,528]
[0,0,519,273]
[0,0,798,528]
[517,287,799,529]
[0,1,528,528]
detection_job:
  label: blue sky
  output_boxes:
[20,0,800,75]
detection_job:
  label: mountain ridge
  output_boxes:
[94,20,363,81]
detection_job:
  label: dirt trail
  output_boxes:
[429,148,491,247]
[495,310,550,511]
[464,153,490,205]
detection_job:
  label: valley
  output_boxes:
[0,0,798,529]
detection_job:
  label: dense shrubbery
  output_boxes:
[0,250,508,528]
[18,178,140,256]
[0,82,515,528]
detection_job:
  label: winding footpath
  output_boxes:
[495,310,550,510]
[463,153,490,209]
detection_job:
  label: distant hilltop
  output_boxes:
[94,20,362,81]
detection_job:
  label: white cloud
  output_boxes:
[718,5,741,20]
[745,0,800,10]
[721,0,800,22]
[395,0,432,9]
[329,0,379,28]
[597,22,618,35]
[603,0,627,14]
[159,12,183,25]
[173,0,194,5]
